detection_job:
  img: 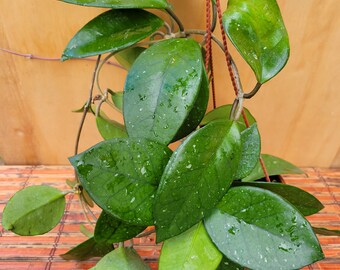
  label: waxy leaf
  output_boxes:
[62,9,163,60]
[172,69,209,142]
[61,0,169,9]
[115,47,145,70]
[91,247,150,270]
[233,182,324,216]
[70,138,172,225]
[159,222,222,270]
[94,211,146,244]
[124,38,208,145]
[61,237,113,260]
[2,185,65,236]
[108,90,124,111]
[223,0,289,83]
[217,256,243,270]
[205,186,324,270]
[96,115,127,140]
[234,123,261,179]
[242,154,304,182]
[154,120,241,242]
[201,105,256,126]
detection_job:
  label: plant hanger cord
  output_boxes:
[214,0,271,182]
[205,0,217,109]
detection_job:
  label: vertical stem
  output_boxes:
[205,0,217,109]
[74,55,101,156]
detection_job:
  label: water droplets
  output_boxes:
[140,166,147,175]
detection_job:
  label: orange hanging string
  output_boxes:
[214,0,271,182]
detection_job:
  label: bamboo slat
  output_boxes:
[0,166,339,269]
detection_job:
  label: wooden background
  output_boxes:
[0,0,339,167]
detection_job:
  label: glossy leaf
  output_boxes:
[91,247,150,270]
[172,69,209,142]
[217,256,243,270]
[205,186,324,270]
[234,123,261,179]
[159,222,222,270]
[70,138,172,226]
[61,237,113,260]
[124,38,207,145]
[154,120,241,242]
[313,227,340,237]
[233,182,324,216]
[108,90,124,111]
[223,0,289,83]
[242,154,305,182]
[61,0,169,9]
[201,105,256,126]
[96,114,127,140]
[62,9,163,60]
[115,47,145,70]
[2,185,65,236]
[94,211,146,244]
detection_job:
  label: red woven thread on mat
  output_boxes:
[214,0,271,182]
[45,193,74,270]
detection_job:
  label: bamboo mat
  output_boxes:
[0,166,339,270]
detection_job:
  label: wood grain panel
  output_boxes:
[0,0,339,166]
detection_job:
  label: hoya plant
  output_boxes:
[3,0,339,269]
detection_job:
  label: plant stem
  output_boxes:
[0,47,124,69]
[243,82,262,99]
[211,2,217,32]
[74,55,101,156]
[166,8,185,32]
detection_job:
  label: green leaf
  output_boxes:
[108,90,124,111]
[201,105,256,126]
[172,68,209,142]
[91,247,150,270]
[61,0,169,9]
[94,211,146,244]
[154,120,241,242]
[233,182,324,216]
[205,186,324,270]
[124,38,208,145]
[96,115,127,140]
[159,222,222,270]
[72,102,95,114]
[115,47,145,70]
[234,123,261,179]
[223,0,289,83]
[313,227,340,237]
[61,237,113,260]
[62,9,163,60]
[2,185,65,236]
[70,138,172,226]
[217,256,243,270]
[80,224,94,238]
[242,154,305,182]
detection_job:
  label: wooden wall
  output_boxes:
[0,0,339,167]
